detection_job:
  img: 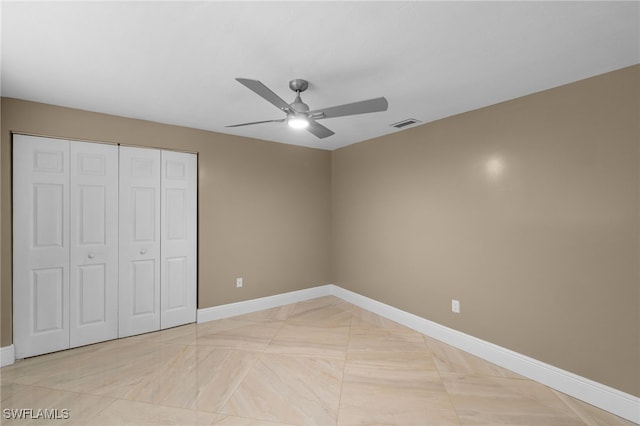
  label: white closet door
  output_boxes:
[69,142,118,347]
[160,150,197,329]
[13,135,70,358]
[119,146,161,337]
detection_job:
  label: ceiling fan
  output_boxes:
[226,78,388,139]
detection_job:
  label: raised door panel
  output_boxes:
[160,150,197,329]
[13,135,70,358]
[119,146,161,337]
[69,142,118,347]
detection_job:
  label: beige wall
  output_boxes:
[2,66,639,397]
[332,65,640,396]
[0,98,332,348]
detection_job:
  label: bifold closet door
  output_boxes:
[69,141,119,347]
[14,138,197,355]
[13,135,71,358]
[118,146,161,337]
[13,136,119,358]
[160,150,197,329]
[119,147,197,336]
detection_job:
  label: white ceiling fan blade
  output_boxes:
[305,119,335,139]
[225,118,285,128]
[236,78,293,113]
[308,97,388,119]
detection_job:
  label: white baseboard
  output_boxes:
[328,285,640,424]
[197,284,333,323]
[1,345,15,367]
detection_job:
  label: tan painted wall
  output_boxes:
[0,98,332,348]
[332,65,640,396]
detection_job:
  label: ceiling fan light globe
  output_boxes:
[288,116,309,129]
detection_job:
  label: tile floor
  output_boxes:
[0,296,636,425]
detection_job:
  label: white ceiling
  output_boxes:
[2,1,638,151]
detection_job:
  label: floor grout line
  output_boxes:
[333,309,355,426]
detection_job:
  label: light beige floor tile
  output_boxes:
[343,360,451,402]
[189,348,261,413]
[0,384,115,425]
[195,321,282,351]
[126,323,199,346]
[338,397,460,426]
[345,350,438,371]
[232,304,296,322]
[287,297,354,326]
[32,342,186,397]
[211,413,296,425]
[350,306,415,332]
[295,295,351,311]
[348,325,429,352]
[0,381,26,402]
[0,340,128,387]
[3,341,118,388]
[329,296,358,313]
[552,390,639,426]
[221,353,343,425]
[196,317,262,335]
[96,344,198,405]
[442,373,585,425]
[89,399,216,425]
[426,336,524,379]
[0,383,27,409]
[1,298,634,426]
[265,322,349,358]
[338,360,458,425]
[142,346,261,412]
[115,344,252,409]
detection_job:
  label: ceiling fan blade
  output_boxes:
[308,97,388,119]
[225,119,285,128]
[305,119,335,139]
[236,78,292,112]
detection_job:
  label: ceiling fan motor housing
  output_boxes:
[289,79,308,93]
[290,95,310,112]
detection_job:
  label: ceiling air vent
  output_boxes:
[390,118,422,129]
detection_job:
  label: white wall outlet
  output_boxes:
[236,277,243,288]
[452,299,460,313]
